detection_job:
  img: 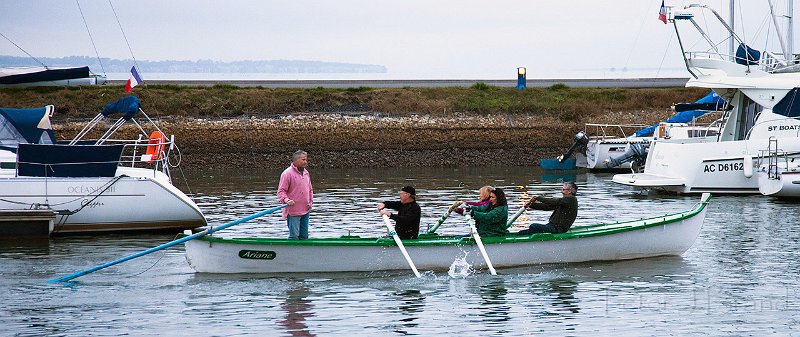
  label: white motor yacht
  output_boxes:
[613,3,800,196]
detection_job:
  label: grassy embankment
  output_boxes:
[0,84,707,169]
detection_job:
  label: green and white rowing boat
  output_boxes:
[185,193,711,274]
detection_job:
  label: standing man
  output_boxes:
[278,150,314,240]
[517,182,578,235]
[378,186,421,240]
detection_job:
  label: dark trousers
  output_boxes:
[517,223,562,235]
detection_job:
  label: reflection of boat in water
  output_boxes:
[613,3,800,195]
[0,97,205,234]
[184,194,710,274]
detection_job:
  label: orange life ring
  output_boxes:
[144,131,167,163]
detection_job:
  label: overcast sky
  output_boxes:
[1,0,796,79]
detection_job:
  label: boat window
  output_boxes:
[737,95,762,140]
[689,129,718,138]
[0,117,26,146]
[773,88,800,118]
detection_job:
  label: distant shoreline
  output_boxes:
[103,77,690,88]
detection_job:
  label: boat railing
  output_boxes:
[663,116,723,139]
[760,52,800,73]
[756,137,788,180]
[686,51,800,74]
[684,51,734,64]
[583,123,649,140]
[101,137,174,174]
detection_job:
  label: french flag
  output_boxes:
[125,66,143,93]
[658,0,667,24]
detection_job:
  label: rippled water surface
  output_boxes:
[2,166,799,336]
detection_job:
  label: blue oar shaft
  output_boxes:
[49,204,287,283]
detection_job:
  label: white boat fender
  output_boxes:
[743,155,753,178]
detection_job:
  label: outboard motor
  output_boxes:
[557,131,589,163]
[604,142,648,169]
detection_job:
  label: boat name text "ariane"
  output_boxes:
[703,162,744,173]
[238,250,276,260]
[67,185,115,194]
[768,125,800,132]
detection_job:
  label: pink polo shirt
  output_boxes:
[277,163,314,219]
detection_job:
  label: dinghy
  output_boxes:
[184,193,711,274]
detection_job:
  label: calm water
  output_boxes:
[2,166,799,336]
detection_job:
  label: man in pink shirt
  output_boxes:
[277,150,314,239]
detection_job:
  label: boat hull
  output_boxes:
[581,139,639,170]
[540,158,576,170]
[0,173,206,234]
[185,194,709,273]
[613,137,800,194]
[757,170,800,197]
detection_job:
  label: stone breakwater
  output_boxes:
[56,113,582,169]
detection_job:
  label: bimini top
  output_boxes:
[634,91,728,137]
[0,105,56,151]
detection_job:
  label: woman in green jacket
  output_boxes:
[456,188,509,237]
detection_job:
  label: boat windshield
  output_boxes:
[772,88,800,118]
[0,106,55,149]
[738,95,763,140]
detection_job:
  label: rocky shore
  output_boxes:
[55,114,575,168]
[1,85,708,169]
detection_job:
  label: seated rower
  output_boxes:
[378,186,421,240]
[455,187,509,237]
[517,182,578,235]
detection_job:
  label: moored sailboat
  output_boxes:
[0,97,205,234]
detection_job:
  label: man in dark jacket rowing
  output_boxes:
[517,182,578,235]
[378,186,421,239]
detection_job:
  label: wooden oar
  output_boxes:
[49,204,288,283]
[382,214,421,278]
[464,213,497,275]
[506,206,526,228]
[426,200,462,234]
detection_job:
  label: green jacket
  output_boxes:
[471,204,509,237]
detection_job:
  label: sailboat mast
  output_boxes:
[788,0,794,61]
[768,0,792,63]
[730,0,735,61]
